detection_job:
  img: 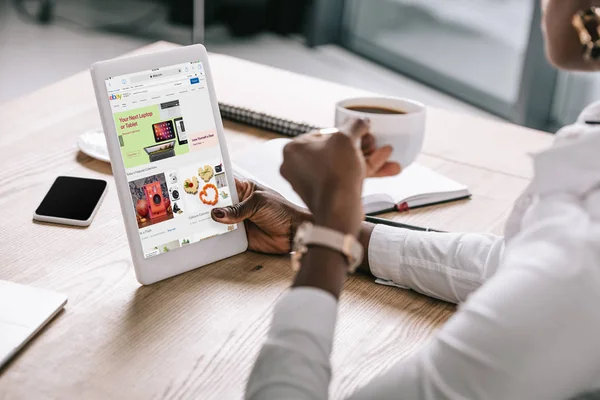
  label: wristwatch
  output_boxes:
[291,222,364,273]
[573,7,600,61]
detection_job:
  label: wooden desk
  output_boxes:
[0,42,553,399]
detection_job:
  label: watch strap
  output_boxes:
[292,223,363,273]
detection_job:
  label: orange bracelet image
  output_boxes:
[199,183,219,206]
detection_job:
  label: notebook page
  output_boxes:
[362,164,468,206]
[233,139,468,212]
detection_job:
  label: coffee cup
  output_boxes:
[335,97,426,168]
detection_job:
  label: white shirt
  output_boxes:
[245,103,600,400]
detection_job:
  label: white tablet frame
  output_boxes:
[91,44,247,285]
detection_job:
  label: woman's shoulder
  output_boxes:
[577,100,600,124]
[525,102,600,199]
[552,101,600,143]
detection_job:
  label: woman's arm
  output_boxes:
[359,222,505,304]
[350,192,600,399]
[245,249,348,400]
[246,120,370,399]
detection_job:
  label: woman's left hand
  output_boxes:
[211,178,313,254]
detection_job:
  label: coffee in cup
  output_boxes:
[335,97,426,168]
[344,106,406,115]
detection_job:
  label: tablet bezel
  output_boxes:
[91,44,248,285]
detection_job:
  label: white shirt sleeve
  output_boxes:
[245,287,338,400]
[369,226,504,303]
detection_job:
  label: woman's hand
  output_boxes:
[359,129,402,178]
[280,119,373,236]
[211,179,313,254]
[281,118,375,298]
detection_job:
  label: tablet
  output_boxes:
[91,45,247,285]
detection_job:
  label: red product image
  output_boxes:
[143,182,168,219]
[136,199,149,217]
[199,183,219,206]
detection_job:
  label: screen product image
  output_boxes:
[143,182,168,219]
[144,141,176,162]
[174,117,188,145]
[169,186,181,201]
[152,121,176,143]
[215,173,227,189]
[129,173,174,229]
[33,176,107,226]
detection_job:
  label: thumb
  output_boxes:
[211,193,260,224]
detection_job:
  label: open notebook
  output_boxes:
[233,139,471,215]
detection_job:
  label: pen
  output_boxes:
[364,216,447,233]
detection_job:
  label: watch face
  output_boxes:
[293,222,310,251]
[291,222,311,272]
[292,222,364,274]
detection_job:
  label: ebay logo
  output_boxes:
[109,94,122,101]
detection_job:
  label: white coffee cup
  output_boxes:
[335,97,426,168]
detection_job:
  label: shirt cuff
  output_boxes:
[270,287,338,341]
[368,224,408,285]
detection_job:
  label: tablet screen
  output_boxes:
[105,61,237,258]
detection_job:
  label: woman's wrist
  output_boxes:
[292,246,348,299]
[312,189,363,236]
[291,222,375,298]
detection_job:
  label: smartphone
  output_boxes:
[33,177,108,227]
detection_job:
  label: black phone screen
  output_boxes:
[36,177,107,221]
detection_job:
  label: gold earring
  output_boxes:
[573,7,600,61]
